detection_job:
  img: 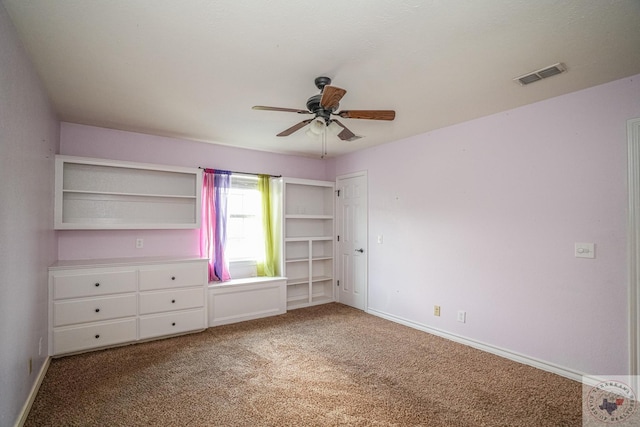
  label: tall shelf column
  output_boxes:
[282,178,335,310]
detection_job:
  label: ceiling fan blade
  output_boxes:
[277,119,314,137]
[332,119,361,142]
[253,106,311,114]
[320,86,347,111]
[337,110,396,120]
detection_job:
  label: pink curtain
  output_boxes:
[199,169,231,282]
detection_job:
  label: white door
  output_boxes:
[336,172,367,310]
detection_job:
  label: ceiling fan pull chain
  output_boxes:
[321,128,327,159]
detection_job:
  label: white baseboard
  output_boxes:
[14,356,50,427]
[367,308,603,386]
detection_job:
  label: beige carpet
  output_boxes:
[27,303,582,426]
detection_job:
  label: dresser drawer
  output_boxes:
[139,309,205,340]
[53,318,137,355]
[139,288,204,315]
[138,263,206,291]
[53,269,137,299]
[53,294,137,327]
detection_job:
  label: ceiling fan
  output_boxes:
[252,76,395,142]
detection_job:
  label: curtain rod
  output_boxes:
[198,167,281,178]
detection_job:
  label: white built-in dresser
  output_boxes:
[49,257,208,356]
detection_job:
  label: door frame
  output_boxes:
[628,118,640,378]
[336,170,368,312]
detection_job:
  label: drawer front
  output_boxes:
[53,269,137,299]
[138,262,206,291]
[139,309,205,340]
[53,318,137,355]
[139,288,204,315]
[53,294,137,327]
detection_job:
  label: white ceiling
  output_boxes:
[4,0,640,158]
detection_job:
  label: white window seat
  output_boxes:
[207,276,287,327]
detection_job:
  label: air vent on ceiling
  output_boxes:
[514,63,567,86]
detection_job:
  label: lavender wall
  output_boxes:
[329,75,640,377]
[0,4,59,425]
[58,123,329,260]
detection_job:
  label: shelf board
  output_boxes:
[285,214,333,220]
[286,301,310,310]
[57,222,198,230]
[311,295,334,305]
[63,189,196,199]
[286,256,332,263]
[287,275,333,285]
[286,295,309,304]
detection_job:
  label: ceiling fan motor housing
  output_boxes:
[306,94,333,121]
[307,76,339,122]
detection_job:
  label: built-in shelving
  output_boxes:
[282,178,335,310]
[55,155,202,229]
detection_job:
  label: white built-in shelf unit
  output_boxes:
[282,178,335,310]
[55,155,202,229]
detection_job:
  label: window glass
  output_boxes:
[225,175,263,262]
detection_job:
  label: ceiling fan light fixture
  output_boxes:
[305,128,321,140]
[327,121,342,136]
[309,117,326,135]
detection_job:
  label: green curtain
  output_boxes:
[257,175,277,276]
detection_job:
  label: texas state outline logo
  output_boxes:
[587,380,637,423]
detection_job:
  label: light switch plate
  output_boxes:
[575,242,595,259]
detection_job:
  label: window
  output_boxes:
[201,170,279,281]
[225,175,264,262]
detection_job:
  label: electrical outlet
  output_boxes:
[575,242,595,258]
[457,310,466,323]
[136,238,144,249]
[29,358,32,375]
[434,305,441,316]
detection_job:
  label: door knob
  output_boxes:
[355,248,364,253]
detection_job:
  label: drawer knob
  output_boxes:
[171,299,176,303]
[95,283,100,287]
[95,334,100,339]
[95,308,100,313]
[172,322,176,326]
[171,276,176,281]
